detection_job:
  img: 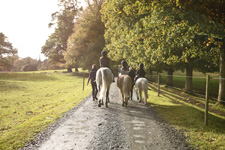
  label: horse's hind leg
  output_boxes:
[144,89,148,105]
[106,87,110,103]
[98,99,102,107]
[139,89,142,103]
[105,99,108,108]
[120,90,124,106]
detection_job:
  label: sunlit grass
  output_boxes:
[148,71,220,100]
[0,71,91,149]
[148,84,225,150]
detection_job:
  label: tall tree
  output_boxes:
[101,0,224,97]
[42,0,81,72]
[0,32,17,70]
[65,0,105,70]
[172,0,225,103]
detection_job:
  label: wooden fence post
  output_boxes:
[158,74,160,96]
[204,75,210,126]
[83,72,85,91]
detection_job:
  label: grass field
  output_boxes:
[148,71,220,100]
[148,83,225,150]
[1,70,225,150]
[0,71,91,149]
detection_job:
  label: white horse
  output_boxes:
[135,77,148,105]
[117,75,132,107]
[96,67,114,107]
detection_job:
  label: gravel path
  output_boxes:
[23,81,193,150]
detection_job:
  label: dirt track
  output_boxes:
[23,81,193,150]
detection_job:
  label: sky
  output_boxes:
[0,0,86,61]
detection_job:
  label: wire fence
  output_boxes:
[147,74,225,103]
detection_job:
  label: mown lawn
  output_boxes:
[0,71,91,149]
[148,83,225,150]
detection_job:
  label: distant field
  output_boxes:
[0,71,91,149]
[148,71,220,100]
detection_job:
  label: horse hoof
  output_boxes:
[98,103,101,107]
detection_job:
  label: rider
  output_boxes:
[99,50,115,82]
[120,60,129,75]
[128,66,135,100]
[87,64,98,101]
[99,50,110,68]
[134,63,146,82]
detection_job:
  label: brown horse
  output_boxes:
[117,75,132,106]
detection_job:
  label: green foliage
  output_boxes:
[0,71,91,149]
[100,0,224,72]
[21,64,37,72]
[65,1,105,70]
[41,0,81,65]
[0,32,17,70]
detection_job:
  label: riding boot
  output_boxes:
[92,91,95,101]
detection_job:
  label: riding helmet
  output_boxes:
[139,63,144,69]
[121,60,128,66]
[101,50,107,57]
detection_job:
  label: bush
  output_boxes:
[21,64,37,71]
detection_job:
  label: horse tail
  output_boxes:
[123,76,132,97]
[99,69,108,100]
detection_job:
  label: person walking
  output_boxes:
[87,64,98,101]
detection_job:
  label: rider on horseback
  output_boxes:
[134,63,146,82]
[99,50,110,68]
[99,50,115,82]
[119,60,129,75]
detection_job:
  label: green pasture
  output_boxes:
[0,71,91,149]
[148,83,225,150]
[148,71,220,100]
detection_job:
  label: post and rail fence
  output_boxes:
[149,74,225,126]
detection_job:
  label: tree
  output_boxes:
[101,0,224,98]
[65,0,105,70]
[13,58,26,71]
[171,0,225,103]
[0,32,17,70]
[42,0,81,72]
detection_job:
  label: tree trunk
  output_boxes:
[167,69,173,86]
[149,69,153,82]
[185,63,193,92]
[157,71,161,84]
[75,67,79,72]
[218,49,225,104]
[67,68,72,72]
